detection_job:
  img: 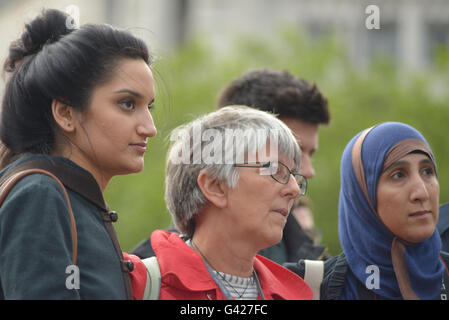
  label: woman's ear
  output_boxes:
[197,170,228,209]
[51,99,75,133]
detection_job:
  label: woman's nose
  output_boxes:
[282,174,301,199]
[137,112,157,138]
[299,154,315,180]
[410,176,430,202]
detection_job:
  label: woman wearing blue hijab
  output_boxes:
[287,122,449,299]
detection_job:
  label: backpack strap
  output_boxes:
[440,253,449,300]
[0,168,78,264]
[142,256,161,300]
[304,259,324,300]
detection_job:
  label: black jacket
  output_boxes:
[437,202,449,253]
[131,225,178,258]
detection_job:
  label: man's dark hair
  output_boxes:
[216,69,330,124]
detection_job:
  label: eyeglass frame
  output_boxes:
[232,161,307,196]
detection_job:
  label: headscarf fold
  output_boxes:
[338,122,443,300]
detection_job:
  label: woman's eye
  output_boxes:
[148,103,155,112]
[422,167,435,177]
[119,99,135,110]
[391,171,404,180]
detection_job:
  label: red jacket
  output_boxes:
[125,230,312,300]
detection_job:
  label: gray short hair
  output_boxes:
[165,105,301,238]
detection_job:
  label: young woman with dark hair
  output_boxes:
[0,8,157,299]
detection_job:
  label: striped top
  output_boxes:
[212,270,258,300]
[185,239,260,300]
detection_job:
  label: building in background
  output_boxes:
[0,0,448,87]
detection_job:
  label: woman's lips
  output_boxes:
[130,142,147,153]
[409,210,431,218]
[273,208,289,217]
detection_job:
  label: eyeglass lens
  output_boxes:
[271,162,306,194]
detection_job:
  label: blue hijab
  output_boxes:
[338,122,443,300]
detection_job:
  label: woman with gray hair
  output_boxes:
[126,106,312,300]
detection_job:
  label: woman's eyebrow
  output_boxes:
[420,158,433,163]
[383,157,434,173]
[419,158,435,167]
[114,89,155,104]
[113,88,143,98]
[383,160,409,173]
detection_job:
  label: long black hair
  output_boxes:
[1,9,152,168]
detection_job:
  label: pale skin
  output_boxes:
[279,118,319,231]
[51,58,157,192]
[279,118,319,180]
[192,153,300,277]
[376,153,439,244]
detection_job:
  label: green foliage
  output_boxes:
[106,27,449,256]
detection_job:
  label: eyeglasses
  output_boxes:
[233,161,307,196]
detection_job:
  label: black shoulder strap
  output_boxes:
[440,252,449,300]
[321,253,348,300]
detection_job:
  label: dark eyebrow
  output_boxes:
[419,158,435,168]
[114,89,143,98]
[114,89,155,104]
[383,158,434,173]
[384,160,408,172]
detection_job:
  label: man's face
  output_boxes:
[279,118,319,180]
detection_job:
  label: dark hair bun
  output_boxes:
[4,9,73,72]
